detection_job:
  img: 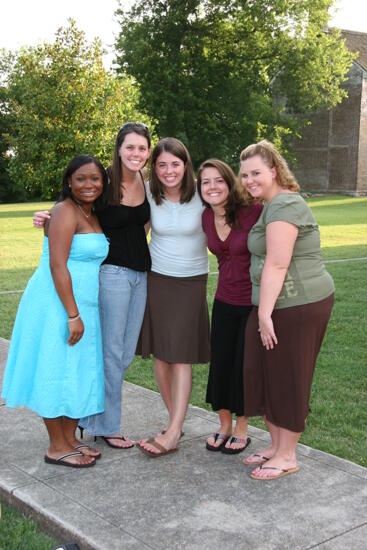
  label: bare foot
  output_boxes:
[243,446,275,465]
[223,433,249,452]
[74,443,101,458]
[68,436,101,458]
[103,434,134,448]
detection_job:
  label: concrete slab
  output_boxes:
[1,336,367,550]
[315,524,367,549]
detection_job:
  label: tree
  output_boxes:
[0,20,153,200]
[115,0,354,167]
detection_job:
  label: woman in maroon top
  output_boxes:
[197,159,263,454]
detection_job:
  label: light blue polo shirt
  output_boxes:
[146,184,209,277]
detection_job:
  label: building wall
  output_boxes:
[357,72,367,193]
[292,63,365,195]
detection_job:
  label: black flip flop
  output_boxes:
[221,436,251,455]
[206,432,230,452]
[99,435,134,449]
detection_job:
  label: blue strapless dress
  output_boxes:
[1,233,109,418]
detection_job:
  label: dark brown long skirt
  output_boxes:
[243,293,334,433]
[137,271,210,364]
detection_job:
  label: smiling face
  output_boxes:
[240,154,279,202]
[154,151,186,192]
[118,131,151,173]
[69,162,104,205]
[200,166,229,209]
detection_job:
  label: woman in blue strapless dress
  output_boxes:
[1,155,109,468]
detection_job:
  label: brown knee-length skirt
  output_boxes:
[136,271,210,364]
[243,293,334,433]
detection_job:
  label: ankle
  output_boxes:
[164,426,182,438]
[274,450,297,463]
[48,442,69,453]
[218,424,232,435]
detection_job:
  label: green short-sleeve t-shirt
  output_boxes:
[248,193,334,309]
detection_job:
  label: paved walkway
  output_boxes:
[1,337,367,550]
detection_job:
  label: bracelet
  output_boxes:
[68,313,79,319]
[68,314,80,323]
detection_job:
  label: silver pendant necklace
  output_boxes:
[76,203,91,218]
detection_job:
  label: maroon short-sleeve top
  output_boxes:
[202,203,263,306]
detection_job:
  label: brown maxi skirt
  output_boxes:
[136,271,210,364]
[243,293,334,433]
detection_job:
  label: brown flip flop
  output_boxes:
[137,437,178,458]
[250,465,300,480]
[44,451,96,468]
[243,453,270,465]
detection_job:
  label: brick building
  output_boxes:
[292,30,367,196]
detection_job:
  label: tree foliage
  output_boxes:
[0,20,152,200]
[115,0,354,167]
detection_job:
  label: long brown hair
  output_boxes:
[107,123,151,205]
[150,137,195,205]
[197,158,252,227]
[240,140,300,192]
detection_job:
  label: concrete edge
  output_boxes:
[0,486,97,550]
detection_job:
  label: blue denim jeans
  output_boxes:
[79,265,147,435]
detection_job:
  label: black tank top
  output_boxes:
[97,195,151,272]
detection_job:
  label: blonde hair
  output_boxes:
[240,140,300,192]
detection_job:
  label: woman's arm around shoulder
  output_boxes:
[33,210,51,227]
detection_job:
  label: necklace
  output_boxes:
[76,203,91,219]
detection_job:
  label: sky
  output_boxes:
[1,0,366,68]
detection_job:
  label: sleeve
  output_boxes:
[252,202,264,223]
[145,181,154,206]
[265,195,317,228]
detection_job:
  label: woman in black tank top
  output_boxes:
[78,123,152,448]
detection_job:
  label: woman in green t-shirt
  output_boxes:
[239,140,334,481]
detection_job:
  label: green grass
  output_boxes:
[1,197,367,470]
[0,501,56,550]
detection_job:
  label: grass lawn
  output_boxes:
[1,196,367,470]
[0,501,56,550]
